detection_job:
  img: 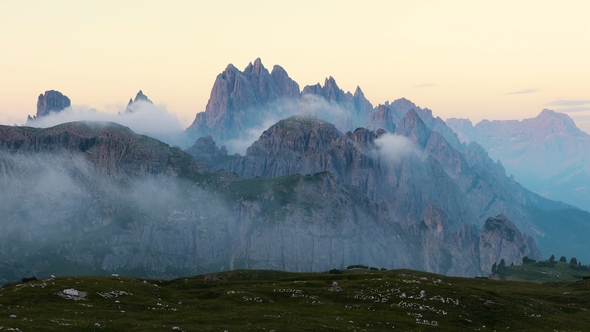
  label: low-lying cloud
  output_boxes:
[221,94,353,154]
[25,101,192,148]
[374,133,420,163]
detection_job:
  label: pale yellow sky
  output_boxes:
[1,0,589,132]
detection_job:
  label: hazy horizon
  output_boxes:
[1,1,589,132]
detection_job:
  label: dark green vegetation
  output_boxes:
[500,260,590,283]
[1,269,589,331]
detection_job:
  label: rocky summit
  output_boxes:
[186,58,300,142]
[125,90,153,113]
[27,90,71,121]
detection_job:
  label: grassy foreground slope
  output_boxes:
[503,261,590,283]
[0,269,589,331]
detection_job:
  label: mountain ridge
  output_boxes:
[447,110,590,210]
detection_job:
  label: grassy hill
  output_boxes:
[1,268,589,331]
[502,261,590,283]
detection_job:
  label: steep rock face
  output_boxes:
[395,109,433,148]
[447,110,590,210]
[125,90,153,113]
[0,122,205,177]
[187,58,300,142]
[0,121,579,284]
[206,114,479,231]
[301,78,373,132]
[185,135,228,164]
[192,112,583,256]
[0,122,485,283]
[185,59,465,155]
[445,118,475,144]
[29,90,71,120]
[366,104,396,133]
[479,215,542,273]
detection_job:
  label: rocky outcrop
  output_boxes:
[125,90,153,113]
[445,118,475,144]
[184,59,467,155]
[479,215,542,273]
[301,78,374,132]
[28,90,71,121]
[447,110,590,210]
[185,135,228,164]
[200,114,529,233]
[0,122,205,177]
[190,111,586,261]
[187,58,300,142]
[366,104,396,133]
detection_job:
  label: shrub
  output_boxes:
[522,256,536,264]
[328,269,342,274]
[346,265,369,270]
[21,276,37,283]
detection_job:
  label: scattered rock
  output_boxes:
[56,288,88,301]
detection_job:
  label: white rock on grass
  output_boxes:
[63,289,79,296]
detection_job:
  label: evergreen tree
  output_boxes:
[549,254,555,263]
[497,259,507,277]
[522,256,535,264]
[559,256,567,263]
[570,257,578,265]
[491,262,497,274]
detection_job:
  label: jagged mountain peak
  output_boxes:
[396,109,432,148]
[391,97,418,109]
[302,76,344,100]
[35,90,71,118]
[187,58,301,142]
[244,57,268,75]
[224,63,238,72]
[125,90,153,113]
[133,90,152,104]
[354,85,363,95]
[324,76,338,88]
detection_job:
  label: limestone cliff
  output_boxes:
[27,90,71,122]
[186,58,300,142]
[479,215,542,273]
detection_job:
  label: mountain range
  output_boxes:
[447,111,590,210]
[1,58,588,285]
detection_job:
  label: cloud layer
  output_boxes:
[374,133,420,163]
[25,101,192,148]
[503,88,539,95]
